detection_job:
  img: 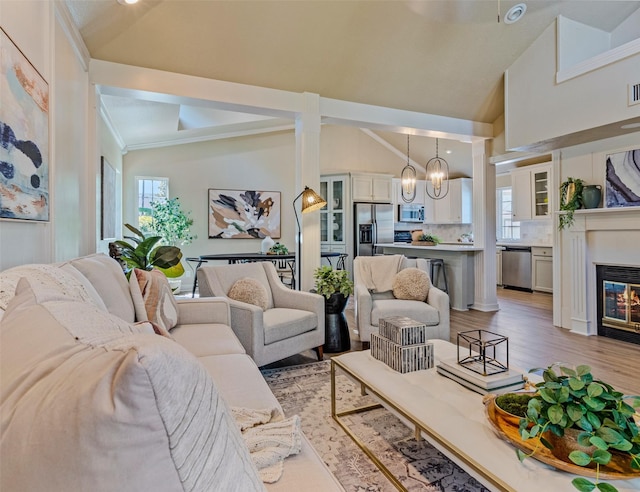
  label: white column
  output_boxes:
[568,215,593,335]
[470,139,499,312]
[294,93,322,291]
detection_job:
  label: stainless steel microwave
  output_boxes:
[398,204,424,223]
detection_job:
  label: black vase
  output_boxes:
[323,292,351,353]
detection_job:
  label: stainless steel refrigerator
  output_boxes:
[354,203,394,257]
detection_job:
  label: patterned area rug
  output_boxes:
[262,360,490,492]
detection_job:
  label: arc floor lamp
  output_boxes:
[293,186,327,290]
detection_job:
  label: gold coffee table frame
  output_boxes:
[330,357,512,492]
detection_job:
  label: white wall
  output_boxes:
[506,20,640,150]
[123,131,297,273]
[51,17,91,262]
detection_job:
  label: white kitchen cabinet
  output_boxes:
[511,163,551,221]
[320,174,352,275]
[351,173,393,203]
[532,246,553,292]
[496,249,503,286]
[425,178,472,224]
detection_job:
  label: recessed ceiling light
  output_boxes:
[504,3,527,24]
[117,0,139,5]
[621,122,640,129]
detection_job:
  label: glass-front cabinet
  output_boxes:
[320,176,346,247]
[533,168,550,218]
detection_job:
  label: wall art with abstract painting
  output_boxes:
[605,148,640,208]
[208,189,281,239]
[0,28,49,221]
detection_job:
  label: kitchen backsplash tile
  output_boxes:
[396,223,473,243]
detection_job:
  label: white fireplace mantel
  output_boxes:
[563,207,640,336]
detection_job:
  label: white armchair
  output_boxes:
[197,261,325,367]
[353,255,450,345]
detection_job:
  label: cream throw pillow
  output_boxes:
[392,267,431,301]
[228,278,269,311]
[129,269,179,335]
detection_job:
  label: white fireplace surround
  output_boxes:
[565,207,640,336]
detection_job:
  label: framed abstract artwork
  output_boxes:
[100,157,116,240]
[605,148,640,208]
[0,28,49,221]
[208,189,281,239]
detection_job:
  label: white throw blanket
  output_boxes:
[358,254,403,293]
[231,407,302,483]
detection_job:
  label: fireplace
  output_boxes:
[596,265,640,345]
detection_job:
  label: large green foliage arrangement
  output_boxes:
[518,363,640,492]
[148,198,196,246]
[313,266,354,299]
[115,224,184,278]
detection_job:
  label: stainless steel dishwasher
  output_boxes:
[502,246,532,291]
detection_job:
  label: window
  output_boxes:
[496,187,520,240]
[135,177,168,234]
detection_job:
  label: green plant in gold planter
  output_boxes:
[517,363,640,492]
[559,177,585,231]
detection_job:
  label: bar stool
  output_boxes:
[429,258,449,294]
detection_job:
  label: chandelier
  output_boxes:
[400,134,417,202]
[425,138,449,200]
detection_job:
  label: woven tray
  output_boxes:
[411,241,435,246]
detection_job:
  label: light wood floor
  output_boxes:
[264,288,639,395]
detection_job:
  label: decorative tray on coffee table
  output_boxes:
[483,395,640,480]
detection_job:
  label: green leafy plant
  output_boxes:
[148,198,196,246]
[268,242,289,254]
[559,177,585,231]
[114,224,184,278]
[517,363,640,492]
[313,266,353,299]
[417,233,441,244]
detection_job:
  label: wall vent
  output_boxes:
[630,83,640,106]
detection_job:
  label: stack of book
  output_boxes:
[436,357,525,395]
[371,316,434,374]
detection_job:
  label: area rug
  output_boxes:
[261,360,490,492]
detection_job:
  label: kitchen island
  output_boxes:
[375,243,483,310]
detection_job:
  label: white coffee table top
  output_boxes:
[334,340,640,492]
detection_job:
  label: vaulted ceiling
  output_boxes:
[64,0,640,151]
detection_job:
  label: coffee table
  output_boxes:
[331,340,640,492]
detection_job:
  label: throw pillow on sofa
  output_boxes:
[129,268,179,335]
[0,282,265,492]
[392,267,431,301]
[228,277,269,311]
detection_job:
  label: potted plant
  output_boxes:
[412,233,441,246]
[516,363,640,492]
[113,224,184,281]
[559,177,585,230]
[313,266,354,353]
[268,242,289,255]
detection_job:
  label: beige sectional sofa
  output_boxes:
[0,253,342,491]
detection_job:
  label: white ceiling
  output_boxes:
[65,0,640,152]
